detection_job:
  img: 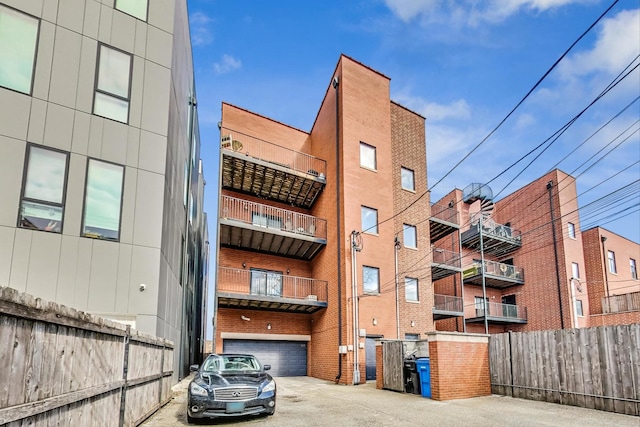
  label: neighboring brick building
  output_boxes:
[432,170,639,333]
[213,55,433,384]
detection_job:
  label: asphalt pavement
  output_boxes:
[141,375,639,426]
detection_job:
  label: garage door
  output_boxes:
[223,340,307,377]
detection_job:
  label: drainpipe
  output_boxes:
[479,213,489,334]
[394,237,400,339]
[600,236,610,299]
[547,181,565,329]
[333,76,343,383]
[351,231,361,385]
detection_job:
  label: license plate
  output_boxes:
[226,402,245,413]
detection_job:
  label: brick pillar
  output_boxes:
[426,332,490,401]
[375,344,384,389]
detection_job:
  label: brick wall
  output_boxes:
[589,311,640,326]
[427,332,491,400]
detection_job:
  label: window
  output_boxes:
[115,0,148,21]
[82,159,124,241]
[401,167,415,191]
[568,222,576,239]
[631,259,637,280]
[405,333,419,340]
[183,161,188,207]
[361,206,378,234]
[572,262,580,279]
[18,145,69,233]
[0,5,39,94]
[93,44,132,123]
[405,277,418,302]
[363,266,380,294]
[359,142,376,170]
[403,224,417,249]
[575,299,584,317]
[607,251,617,274]
[250,269,282,297]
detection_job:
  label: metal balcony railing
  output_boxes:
[463,259,524,281]
[470,301,527,321]
[221,129,327,180]
[220,195,327,240]
[468,216,522,243]
[217,267,328,302]
[602,291,640,314]
[430,202,459,225]
[433,294,463,313]
[432,246,462,269]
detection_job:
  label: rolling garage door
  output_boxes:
[223,340,307,377]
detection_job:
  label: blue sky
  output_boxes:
[188,0,640,251]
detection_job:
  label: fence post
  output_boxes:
[508,331,515,397]
[159,340,165,406]
[119,326,131,427]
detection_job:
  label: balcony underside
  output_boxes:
[433,309,464,321]
[464,273,524,289]
[222,152,325,209]
[430,218,459,243]
[220,220,326,260]
[461,228,521,256]
[466,315,527,325]
[431,263,462,281]
[217,293,327,314]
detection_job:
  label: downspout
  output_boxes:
[333,76,343,383]
[479,213,489,334]
[600,236,610,298]
[547,181,565,329]
[351,231,361,385]
[394,237,400,339]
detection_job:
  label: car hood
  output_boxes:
[195,372,272,388]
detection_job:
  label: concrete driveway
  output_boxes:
[142,376,638,426]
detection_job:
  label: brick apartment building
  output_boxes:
[213,55,434,385]
[432,169,640,334]
[0,0,208,378]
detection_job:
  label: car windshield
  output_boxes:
[202,355,261,373]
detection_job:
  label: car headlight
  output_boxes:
[190,382,208,397]
[262,379,276,393]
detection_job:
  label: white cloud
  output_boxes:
[383,0,596,26]
[559,8,640,79]
[213,54,242,74]
[190,11,214,46]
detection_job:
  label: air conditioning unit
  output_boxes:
[221,134,232,149]
[307,295,318,301]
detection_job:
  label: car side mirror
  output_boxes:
[189,364,199,372]
[263,365,271,371]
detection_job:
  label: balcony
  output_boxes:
[461,219,522,256]
[466,302,527,324]
[463,260,524,289]
[431,247,462,281]
[602,291,640,314]
[221,131,327,209]
[433,294,464,320]
[216,267,328,314]
[430,202,460,242]
[219,195,327,260]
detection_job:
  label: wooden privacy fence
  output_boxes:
[489,325,640,416]
[0,287,173,426]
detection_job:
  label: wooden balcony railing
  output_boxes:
[602,291,640,314]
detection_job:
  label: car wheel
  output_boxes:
[187,413,196,424]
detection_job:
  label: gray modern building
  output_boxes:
[0,0,208,377]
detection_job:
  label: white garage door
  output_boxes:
[223,340,307,377]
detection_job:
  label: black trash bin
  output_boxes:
[403,358,421,395]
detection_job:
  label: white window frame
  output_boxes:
[608,250,617,274]
[363,266,380,295]
[361,206,378,235]
[405,277,418,302]
[575,299,584,317]
[401,167,415,191]
[403,224,417,249]
[631,258,637,280]
[567,222,576,239]
[359,142,376,170]
[572,262,580,279]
